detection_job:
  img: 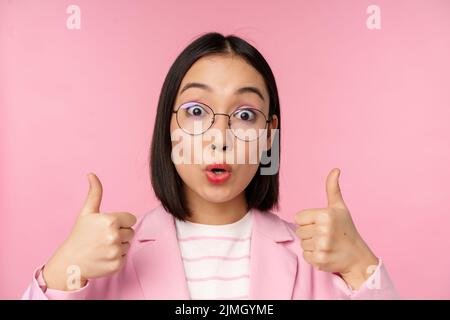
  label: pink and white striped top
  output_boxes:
[174,209,253,300]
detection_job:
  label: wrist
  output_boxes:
[43,244,87,291]
[339,239,379,290]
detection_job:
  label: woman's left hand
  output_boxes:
[294,168,379,290]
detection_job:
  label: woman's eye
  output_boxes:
[186,105,207,117]
[234,109,256,121]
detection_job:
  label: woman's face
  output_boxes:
[170,54,278,205]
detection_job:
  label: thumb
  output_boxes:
[80,173,103,215]
[326,168,346,209]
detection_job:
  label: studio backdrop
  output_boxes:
[1,0,450,299]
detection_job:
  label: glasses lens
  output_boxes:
[230,108,268,141]
[176,102,213,135]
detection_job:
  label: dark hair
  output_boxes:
[150,32,281,221]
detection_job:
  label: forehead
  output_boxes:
[177,54,268,101]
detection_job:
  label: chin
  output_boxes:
[199,186,238,203]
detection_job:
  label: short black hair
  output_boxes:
[150,32,281,221]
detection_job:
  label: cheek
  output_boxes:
[171,132,209,166]
[234,139,264,165]
[174,163,194,182]
[230,163,260,193]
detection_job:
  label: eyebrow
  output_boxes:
[179,82,265,102]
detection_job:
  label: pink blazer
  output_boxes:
[22,205,399,299]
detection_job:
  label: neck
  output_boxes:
[183,185,249,225]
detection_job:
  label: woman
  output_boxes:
[22,32,399,300]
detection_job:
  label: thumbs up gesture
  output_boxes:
[42,173,137,291]
[294,168,379,290]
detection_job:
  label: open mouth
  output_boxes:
[210,168,227,175]
[205,163,232,173]
[205,164,232,184]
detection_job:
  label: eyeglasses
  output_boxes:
[172,101,272,141]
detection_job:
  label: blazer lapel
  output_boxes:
[131,205,298,300]
[249,208,298,299]
[132,206,190,299]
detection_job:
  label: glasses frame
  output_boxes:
[172,101,272,141]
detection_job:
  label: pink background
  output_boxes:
[1,0,449,299]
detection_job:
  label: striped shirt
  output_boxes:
[174,209,252,300]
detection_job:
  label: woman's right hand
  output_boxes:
[42,173,137,291]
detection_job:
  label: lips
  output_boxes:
[205,163,232,173]
[205,163,232,184]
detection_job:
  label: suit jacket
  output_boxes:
[22,205,399,299]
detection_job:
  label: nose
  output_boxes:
[210,114,231,151]
[211,144,227,151]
